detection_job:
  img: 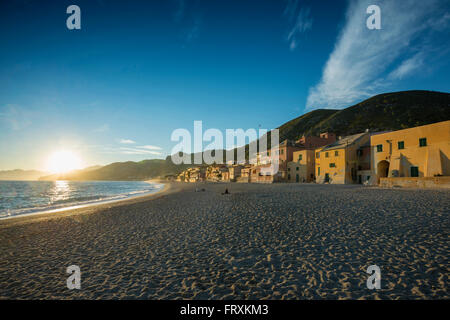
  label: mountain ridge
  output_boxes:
[0,169,48,181]
[39,90,450,181]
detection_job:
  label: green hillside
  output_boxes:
[276,109,339,141]
[39,159,193,181]
[0,169,48,181]
[40,90,450,181]
[279,90,450,139]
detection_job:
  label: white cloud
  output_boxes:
[136,145,162,150]
[98,142,163,156]
[119,147,162,155]
[388,52,424,80]
[118,139,136,144]
[284,1,313,51]
[306,0,450,110]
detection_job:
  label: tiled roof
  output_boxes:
[320,132,367,151]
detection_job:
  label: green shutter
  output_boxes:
[410,166,419,177]
[419,138,427,147]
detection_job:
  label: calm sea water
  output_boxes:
[0,180,164,218]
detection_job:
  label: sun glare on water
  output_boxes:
[46,150,83,174]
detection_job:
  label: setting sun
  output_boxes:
[46,150,83,174]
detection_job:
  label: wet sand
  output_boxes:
[0,183,448,299]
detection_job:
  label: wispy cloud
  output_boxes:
[283,0,313,51]
[388,52,425,80]
[306,0,450,110]
[172,0,201,44]
[119,147,162,155]
[136,145,162,150]
[96,143,163,156]
[173,0,186,22]
[183,17,201,43]
[118,138,136,144]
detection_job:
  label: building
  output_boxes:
[236,166,252,183]
[176,167,206,182]
[296,132,336,149]
[287,149,316,182]
[371,120,450,183]
[249,164,283,183]
[229,165,244,181]
[315,132,371,184]
[221,168,230,182]
[205,165,229,182]
[257,133,337,182]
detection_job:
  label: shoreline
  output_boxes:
[0,181,174,228]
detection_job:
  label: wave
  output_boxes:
[0,182,164,219]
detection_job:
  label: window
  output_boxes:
[325,152,329,158]
[376,144,383,152]
[419,138,427,147]
[296,167,299,171]
[298,154,303,161]
[398,141,404,150]
[410,166,419,177]
[316,152,320,159]
[281,149,284,155]
[330,163,336,168]
[335,151,339,156]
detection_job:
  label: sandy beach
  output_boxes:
[0,182,448,300]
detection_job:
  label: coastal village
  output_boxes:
[176,120,450,188]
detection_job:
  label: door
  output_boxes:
[410,166,419,177]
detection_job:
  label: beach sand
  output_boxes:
[0,182,448,299]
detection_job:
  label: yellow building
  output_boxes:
[229,165,244,181]
[315,132,371,184]
[287,149,316,182]
[371,120,450,183]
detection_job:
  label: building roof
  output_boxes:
[320,132,368,151]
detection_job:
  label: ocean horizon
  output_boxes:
[0,180,164,219]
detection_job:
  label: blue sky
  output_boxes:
[0,0,449,170]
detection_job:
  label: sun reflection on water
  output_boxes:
[49,180,71,203]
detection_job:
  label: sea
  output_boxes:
[0,180,164,219]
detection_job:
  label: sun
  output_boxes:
[46,150,83,174]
